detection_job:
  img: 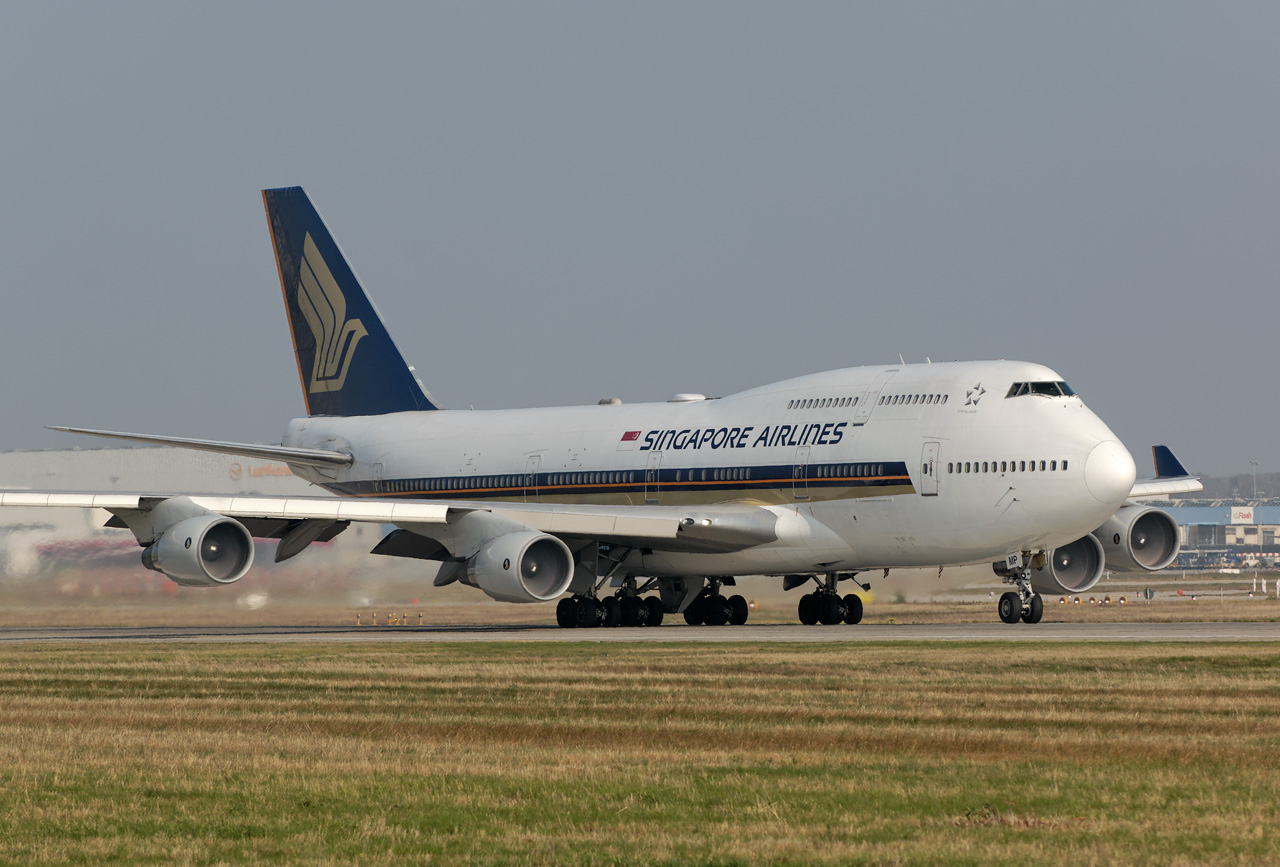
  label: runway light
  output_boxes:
[1073,596,1081,605]
[1104,595,1112,605]
[748,600,757,610]
[1058,597,1066,605]
[1119,597,1126,605]
[1089,596,1097,604]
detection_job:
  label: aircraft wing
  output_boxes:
[46,427,353,468]
[0,491,776,553]
[1127,444,1202,499]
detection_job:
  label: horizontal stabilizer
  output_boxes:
[1129,445,1200,498]
[48,426,354,468]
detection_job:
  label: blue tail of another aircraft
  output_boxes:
[262,186,437,416]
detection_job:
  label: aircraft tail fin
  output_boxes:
[262,186,437,416]
[1152,445,1190,479]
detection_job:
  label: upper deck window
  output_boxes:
[1005,381,1076,398]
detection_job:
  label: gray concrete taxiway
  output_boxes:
[0,622,1276,643]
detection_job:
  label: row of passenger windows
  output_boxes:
[548,472,636,487]
[880,393,948,406]
[787,396,859,410]
[948,459,1068,474]
[396,476,527,492]
[814,464,886,478]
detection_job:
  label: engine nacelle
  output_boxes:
[467,531,574,603]
[1093,505,1180,572]
[142,515,255,587]
[1031,533,1105,595]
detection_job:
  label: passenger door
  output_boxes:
[793,445,811,500]
[850,369,898,426]
[645,450,662,504]
[524,455,541,502]
[920,442,940,496]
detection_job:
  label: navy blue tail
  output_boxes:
[1152,445,1189,478]
[262,186,437,416]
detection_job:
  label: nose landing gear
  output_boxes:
[994,552,1044,624]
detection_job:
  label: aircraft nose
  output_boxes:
[1084,440,1137,505]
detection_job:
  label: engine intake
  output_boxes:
[142,515,255,587]
[1093,505,1180,572]
[467,531,574,603]
[1031,533,1105,595]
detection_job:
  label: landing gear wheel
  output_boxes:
[998,591,1022,624]
[683,595,704,625]
[727,594,749,625]
[619,595,641,627]
[643,596,664,627]
[556,597,577,628]
[798,593,819,626]
[819,594,845,625]
[1021,593,1044,624]
[574,597,600,628]
[705,595,729,626]
[842,594,863,625]
[601,596,622,628]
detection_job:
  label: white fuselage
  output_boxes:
[281,360,1137,578]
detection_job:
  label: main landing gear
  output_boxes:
[682,578,749,626]
[787,572,865,626]
[993,552,1044,624]
[557,592,664,629]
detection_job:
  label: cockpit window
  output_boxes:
[1005,381,1076,398]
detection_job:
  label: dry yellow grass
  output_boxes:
[0,641,1278,864]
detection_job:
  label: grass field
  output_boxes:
[2,641,1279,865]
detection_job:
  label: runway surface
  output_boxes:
[0,622,1276,643]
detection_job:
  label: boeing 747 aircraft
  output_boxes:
[3,188,1201,626]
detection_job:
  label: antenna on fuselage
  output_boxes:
[899,353,905,364]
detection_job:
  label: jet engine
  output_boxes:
[1093,505,1180,572]
[466,531,574,604]
[142,515,255,587]
[1031,533,1105,595]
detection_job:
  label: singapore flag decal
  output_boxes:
[617,430,642,451]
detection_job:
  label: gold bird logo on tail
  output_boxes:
[297,233,367,393]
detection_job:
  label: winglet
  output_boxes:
[1152,445,1189,479]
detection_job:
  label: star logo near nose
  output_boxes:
[966,383,986,406]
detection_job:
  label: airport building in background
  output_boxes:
[1149,500,1279,569]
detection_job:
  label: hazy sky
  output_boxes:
[1,3,1276,476]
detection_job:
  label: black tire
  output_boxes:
[1022,593,1044,624]
[643,596,664,627]
[619,595,641,627]
[842,593,863,625]
[819,594,845,625]
[556,597,577,628]
[574,597,600,628]
[706,595,729,626]
[998,591,1022,624]
[798,593,819,625]
[601,596,622,628]
[683,595,704,625]
[728,594,749,625]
